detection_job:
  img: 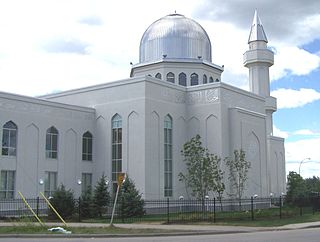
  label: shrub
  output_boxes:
[49,184,75,219]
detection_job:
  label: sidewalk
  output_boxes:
[0,221,319,237]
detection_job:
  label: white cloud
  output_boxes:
[273,126,289,139]
[271,88,320,109]
[285,138,320,178]
[294,129,320,136]
[270,46,320,81]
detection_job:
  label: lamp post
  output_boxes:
[77,179,82,222]
[299,157,311,175]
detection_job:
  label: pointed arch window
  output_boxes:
[82,131,93,161]
[178,72,187,86]
[166,72,175,83]
[203,74,207,84]
[190,73,199,86]
[2,121,17,156]
[112,114,122,194]
[164,115,173,197]
[46,126,58,159]
[155,73,162,79]
[209,76,214,83]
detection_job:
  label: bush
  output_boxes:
[49,184,75,219]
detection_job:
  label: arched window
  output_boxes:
[190,73,199,86]
[2,121,17,156]
[203,74,207,84]
[166,72,175,83]
[112,114,122,194]
[82,131,93,161]
[178,72,187,86]
[209,76,214,83]
[155,73,162,79]
[46,126,58,159]
[215,78,220,82]
[164,115,173,197]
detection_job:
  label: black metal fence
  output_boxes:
[1,196,320,223]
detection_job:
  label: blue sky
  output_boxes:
[0,0,319,178]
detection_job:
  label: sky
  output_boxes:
[0,0,319,179]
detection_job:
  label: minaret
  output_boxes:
[244,10,276,135]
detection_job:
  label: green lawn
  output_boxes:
[0,225,178,234]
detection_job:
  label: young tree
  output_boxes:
[118,177,145,218]
[179,135,225,201]
[79,188,93,219]
[225,149,251,201]
[50,184,75,219]
[92,174,111,218]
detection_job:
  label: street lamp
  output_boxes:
[299,157,311,175]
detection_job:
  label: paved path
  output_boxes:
[1,220,320,233]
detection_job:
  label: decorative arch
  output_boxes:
[111,113,122,194]
[45,126,58,159]
[2,121,18,156]
[178,72,187,86]
[203,74,208,84]
[155,73,162,79]
[82,131,93,161]
[246,131,262,195]
[164,114,173,197]
[166,72,175,83]
[190,73,199,86]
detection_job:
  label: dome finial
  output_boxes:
[248,9,268,43]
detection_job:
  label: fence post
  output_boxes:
[251,196,254,221]
[78,197,81,222]
[279,196,282,219]
[167,198,169,224]
[36,196,39,217]
[213,197,216,223]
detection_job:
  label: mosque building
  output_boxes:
[0,11,285,199]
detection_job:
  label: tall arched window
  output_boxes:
[209,76,214,83]
[178,72,187,86]
[46,126,58,159]
[190,73,199,86]
[2,121,17,156]
[164,115,173,197]
[112,114,122,194]
[203,74,207,84]
[166,72,175,83]
[155,73,162,79]
[82,131,93,161]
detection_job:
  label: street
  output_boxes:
[0,228,319,242]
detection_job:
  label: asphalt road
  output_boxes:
[0,228,319,242]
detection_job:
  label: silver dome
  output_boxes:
[139,14,212,63]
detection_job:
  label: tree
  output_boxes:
[92,174,111,218]
[225,149,251,200]
[79,188,93,219]
[50,184,75,219]
[305,176,320,194]
[118,177,145,218]
[286,171,307,205]
[179,135,225,201]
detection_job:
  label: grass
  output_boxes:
[0,224,179,235]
